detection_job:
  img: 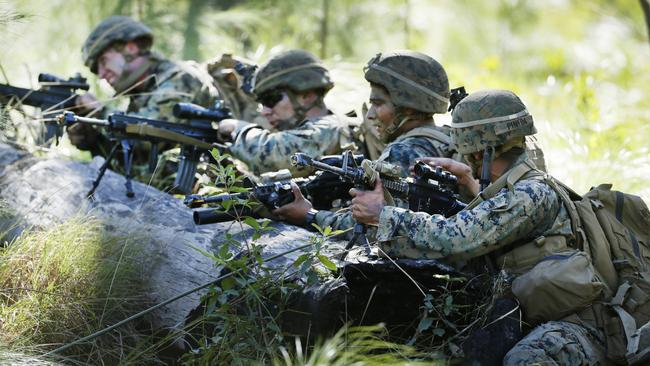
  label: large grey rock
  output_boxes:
[0,142,340,336]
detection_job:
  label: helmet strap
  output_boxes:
[479,146,495,191]
[285,90,325,126]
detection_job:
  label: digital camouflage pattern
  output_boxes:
[82,16,153,73]
[315,124,455,236]
[364,51,449,114]
[374,154,572,261]
[450,89,537,155]
[503,321,608,365]
[126,55,218,122]
[253,50,333,95]
[228,113,352,176]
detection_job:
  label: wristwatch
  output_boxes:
[304,208,320,229]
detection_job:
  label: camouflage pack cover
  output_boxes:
[363,51,449,114]
[252,50,333,96]
[82,16,153,73]
[450,89,537,155]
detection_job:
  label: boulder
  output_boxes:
[0,142,338,335]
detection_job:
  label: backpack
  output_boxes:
[474,159,650,364]
[546,181,650,365]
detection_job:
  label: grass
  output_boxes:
[0,215,158,365]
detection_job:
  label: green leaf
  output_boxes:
[220,277,236,290]
[243,217,260,230]
[317,254,337,271]
[433,328,445,337]
[220,199,233,211]
[417,317,433,332]
[293,253,310,268]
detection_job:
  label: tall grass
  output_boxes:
[0,216,159,364]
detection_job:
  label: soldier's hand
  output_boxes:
[272,182,313,225]
[350,175,385,225]
[75,93,103,115]
[218,119,248,142]
[416,157,480,196]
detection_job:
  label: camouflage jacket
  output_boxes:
[315,122,455,235]
[375,154,572,266]
[228,113,352,176]
[126,55,218,122]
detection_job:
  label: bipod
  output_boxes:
[86,143,120,200]
[120,139,135,197]
[340,223,371,261]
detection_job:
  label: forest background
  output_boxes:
[1,0,650,364]
[1,0,649,200]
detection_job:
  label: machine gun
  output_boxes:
[52,102,231,198]
[187,154,365,225]
[291,151,466,257]
[0,73,89,140]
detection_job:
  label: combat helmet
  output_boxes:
[364,51,450,114]
[82,16,153,74]
[450,89,536,155]
[252,50,333,96]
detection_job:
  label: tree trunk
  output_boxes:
[182,0,205,61]
[641,0,650,48]
[320,0,329,59]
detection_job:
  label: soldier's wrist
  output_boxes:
[303,208,320,230]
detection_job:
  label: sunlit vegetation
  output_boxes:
[0,0,649,364]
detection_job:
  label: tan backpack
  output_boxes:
[546,182,650,365]
[475,159,650,364]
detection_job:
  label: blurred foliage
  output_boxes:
[1,0,647,200]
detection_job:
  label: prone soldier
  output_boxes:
[215,49,353,176]
[69,15,218,157]
[350,89,611,365]
[273,50,456,233]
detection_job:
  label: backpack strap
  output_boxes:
[400,123,452,145]
[543,177,587,252]
[466,158,538,210]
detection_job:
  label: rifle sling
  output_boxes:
[124,124,212,150]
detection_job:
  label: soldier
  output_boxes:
[215,49,352,176]
[350,89,609,365]
[273,50,455,232]
[68,15,218,157]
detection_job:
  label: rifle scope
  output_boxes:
[38,73,89,91]
[173,102,232,121]
[413,162,458,186]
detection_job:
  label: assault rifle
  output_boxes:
[52,102,231,198]
[291,151,466,257]
[187,154,365,225]
[0,73,89,140]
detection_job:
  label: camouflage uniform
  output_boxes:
[124,55,217,122]
[376,89,609,365]
[504,321,608,366]
[227,113,351,176]
[313,51,454,236]
[78,16,218,157]
[314,123,454,235]
[375,152,572,260]
[225,50,350,176]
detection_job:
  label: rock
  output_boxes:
[0,142,334,338]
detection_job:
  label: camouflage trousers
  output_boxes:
[503,320,610,366]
